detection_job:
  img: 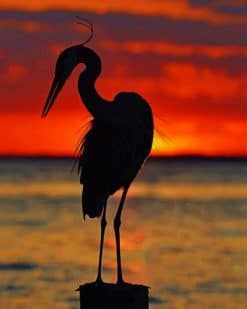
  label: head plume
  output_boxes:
[75,16,94,45]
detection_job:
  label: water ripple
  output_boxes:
[0,262,38,271]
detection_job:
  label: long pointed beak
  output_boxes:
[41,76,64,118]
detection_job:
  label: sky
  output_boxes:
[0,1,246,156]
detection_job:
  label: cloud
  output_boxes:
[0,19,51,32]
[0,10,246,73]
[190,0,247,16]
[0,0,246,24]
[0,48,5,59]
[0,10,246,46]
[100,40,247,58]
[5,63,28,82]
[161,62,246,99]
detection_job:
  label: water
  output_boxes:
[0,158,246,308]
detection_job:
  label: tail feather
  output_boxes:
[82,186,106,219]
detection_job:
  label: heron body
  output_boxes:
[42,44,153,284]
[79,92,153,219]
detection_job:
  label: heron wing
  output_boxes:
[78,93,153,218]
[78,120,144,218]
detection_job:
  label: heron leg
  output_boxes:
[96,202,107,284]
[114,187,128,284]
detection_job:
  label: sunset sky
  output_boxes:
[0,1,246,156]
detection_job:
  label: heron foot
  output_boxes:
[94,276,105,286]
[85,279,105,287]
[116,279,130,286]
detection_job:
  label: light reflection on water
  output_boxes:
[0,158,246,308]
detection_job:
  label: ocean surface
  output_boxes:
[0,158,246,308]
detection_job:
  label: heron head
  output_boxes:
[41,46,81,117]
[41,17,94,117]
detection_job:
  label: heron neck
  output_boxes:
[78,59,110,118]
[78,67,101,102]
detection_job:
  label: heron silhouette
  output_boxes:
[41,20,153,285]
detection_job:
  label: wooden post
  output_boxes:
[77,283,149,309]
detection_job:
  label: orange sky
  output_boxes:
[0,1,246,156]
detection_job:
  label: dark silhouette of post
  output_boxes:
[77,283,149,309]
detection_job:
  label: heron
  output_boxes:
[41,19,153,285]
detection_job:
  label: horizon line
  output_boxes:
[0,154,246,161]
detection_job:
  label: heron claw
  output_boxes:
[95,276,105,286]
[116,279,129,286]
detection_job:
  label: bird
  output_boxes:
[41,19,153,285]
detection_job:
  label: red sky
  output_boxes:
[0,1,246,156]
